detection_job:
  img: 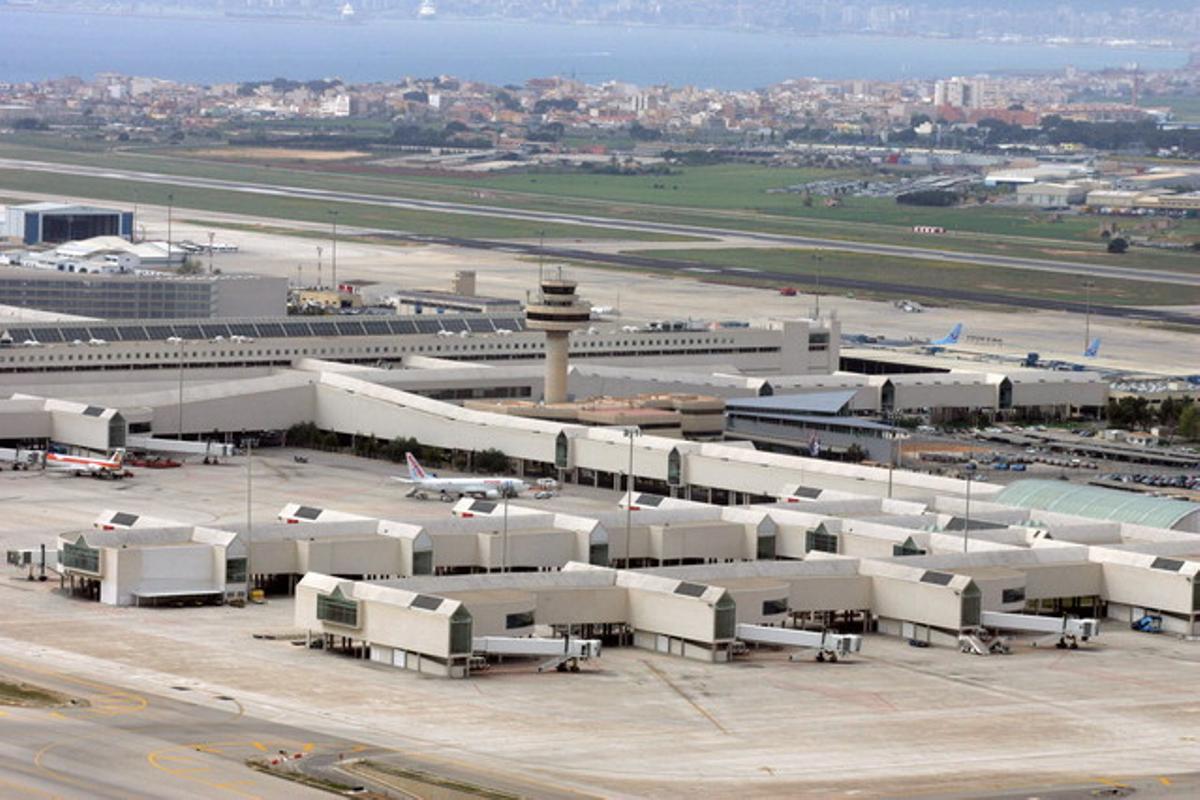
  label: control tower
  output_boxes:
[525,269,591,404]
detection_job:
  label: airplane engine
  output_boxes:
[485,489,501,499]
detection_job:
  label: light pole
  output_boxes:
[963,462,976,553]
[176,338,185,439]
[622,426,641,568]
[166,192,174,264]
[316,245,324,290]
[207,231,215,273]
[1082,279,1096,353]
[501,490,509,574]
[812,251,823,318]
[538,229,546,283]
[329,209,339,292]
[245,436,253,596]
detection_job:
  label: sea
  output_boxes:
[0,10,1186,88]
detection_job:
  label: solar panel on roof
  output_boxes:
[411,594,444,611]
[110,512,139,527]
[255,322,285,338]
[35,328,64,345]
[82,406,105,417]
[466,318,493,333]
[87,327,118,341]
[281,322,312,336]
[308,321,339,336]
[293,506,322,520]
[60,327,89,342]
[440,319,469,333]
[1151,557,1185,572]
[675,582,708,598]
[144,326,175,340]
[7,328,33,342]
[920,571,955,586]
[200,324,231,339]
[470,500,497,514]
[389,320,418,335]
[115,326,148,341]
[228,323,257,337]
[506,318,527,331]
[32,328,64,343]
[415,319,441,334]
[361,320,392,335]
[173,325,204,339]
[636,494,666,507]
[335,321,366,336]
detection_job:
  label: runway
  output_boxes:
[370,231,1200,327]
[3,156,1200,291]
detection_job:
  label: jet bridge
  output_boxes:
[735,624,863,662]
[980,611,1100,649]
[126,436,236,462]
[471,636,601,673]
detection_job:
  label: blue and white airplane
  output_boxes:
[930,323,963,347]
[1084,338,1101,358]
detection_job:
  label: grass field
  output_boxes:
[0,168,689,242]
[1152,94,1200,123]
[620,247,1200,308]
[3,138,1199,273]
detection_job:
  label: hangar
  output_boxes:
[3,202,133,245]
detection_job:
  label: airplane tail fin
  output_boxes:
[931,323,963,346]
[1084,337,1101,358]
[405,452,428,481]
[111,448,125,467]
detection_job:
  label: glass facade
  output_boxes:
[61,539,100,573]
[225,557,247,584]
[316,592,359,628]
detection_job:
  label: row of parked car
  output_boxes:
[1100,472,1200,491]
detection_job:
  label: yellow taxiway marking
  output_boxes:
[0,775,60,800]
[1160,776,1173,786]
[147,749,264,800]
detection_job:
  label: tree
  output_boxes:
[1179,405,1200,441]
[843,444,868,463]
[629,122,662,141]
[1107,237,1129,254]
[475,448,510,474]
[1106,396,1152,430]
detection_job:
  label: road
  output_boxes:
[4,156,1200,290]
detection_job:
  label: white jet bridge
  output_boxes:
[126,436,236,462]
[980,611,1100,650]
[736,624,863,662]
[471,636,601,673]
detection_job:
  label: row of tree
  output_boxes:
[1106,396,1200,440]
[283,423,512,472]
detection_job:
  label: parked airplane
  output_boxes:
[45,448,127,479]
[930,323,964,346]
[1084,338,1102,358]
[395,452,527,501]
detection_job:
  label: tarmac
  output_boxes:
[3,451,1200,798]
